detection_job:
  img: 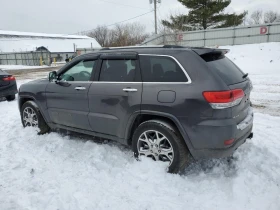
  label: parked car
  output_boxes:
[0,69,17,101]
[18,45,254,173]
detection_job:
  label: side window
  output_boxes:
[60,60,96,81]
[139,55,188,82]
[99,59,137,82]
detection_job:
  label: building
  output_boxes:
[0,30,101,66]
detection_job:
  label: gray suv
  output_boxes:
[18,46,254,173]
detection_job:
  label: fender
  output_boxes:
[141,119,176,132]
[18,95,51,124]
[125,110,195,154]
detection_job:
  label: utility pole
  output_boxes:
[150,0,160,34]
[154,0,157,34]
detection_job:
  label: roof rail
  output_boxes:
[100,45,163,50]
[99,45,187,50]
[162,45,185,48]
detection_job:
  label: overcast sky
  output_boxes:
[1,0,280,35]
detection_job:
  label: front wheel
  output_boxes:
[21,101,50,134]
[132,121,192,173]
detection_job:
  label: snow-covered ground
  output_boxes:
[0,43,280,210]
[224,42,280,116]
[0,65,49,71]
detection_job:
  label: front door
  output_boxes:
[46,57,97,130]
[88,54,142,138]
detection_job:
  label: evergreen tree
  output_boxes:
[162,0,247,31]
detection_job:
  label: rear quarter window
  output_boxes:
[201,53,246,85]
[139,55,188,82]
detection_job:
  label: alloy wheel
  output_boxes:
[137,130,174,165]
[22,107,38,127]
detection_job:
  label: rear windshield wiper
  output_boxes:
[243,73,249,79]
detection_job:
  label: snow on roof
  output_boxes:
[0,30,101,53]
[0,30,90,39]
[0,38,101,53]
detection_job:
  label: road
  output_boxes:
[5,66,62,80]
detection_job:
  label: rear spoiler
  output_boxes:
[191,48,230,56]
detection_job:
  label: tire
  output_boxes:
[132,120,192,173]
[6,95,15,101]
[21,101,50,135]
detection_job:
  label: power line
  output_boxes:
[79,10,154,34]
[97,0,148,10]
[106,11,154,27]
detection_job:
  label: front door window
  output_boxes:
[60,60,96,81]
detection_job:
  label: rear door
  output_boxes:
[46,56,98,130]
[201,52,252,124]
[88,53,142,138]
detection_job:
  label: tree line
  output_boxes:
[87,0,280,47]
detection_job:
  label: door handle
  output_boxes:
[75,87,86,90]
[123,88,138,92]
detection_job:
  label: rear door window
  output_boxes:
[201,53,246,85]
[139,55,188,82]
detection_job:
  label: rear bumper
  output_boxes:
[179,107,254,160]
[190,126,253,160]
[0,83,18,97]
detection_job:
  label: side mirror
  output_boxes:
[49,71,57,82]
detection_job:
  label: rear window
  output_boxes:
[201,53,246,85]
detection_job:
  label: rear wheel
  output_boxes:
[132,121,192,173]
[6,95,15,101]
[21,101,50,134]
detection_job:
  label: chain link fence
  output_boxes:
[0,51,77,66]
[0,51,51,66]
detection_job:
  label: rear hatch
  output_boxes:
[0,70,11,87]
[195,49,252,124]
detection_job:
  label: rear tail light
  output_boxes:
[224,139,234,146]
[2,76,16,81]
[203,89,244,109]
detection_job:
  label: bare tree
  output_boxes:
[264,11,280,23]
[87,25,109,47]
[247,10,280,25]
[87,22,149,47]
[250,10,263,25]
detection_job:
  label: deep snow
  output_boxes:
[0,43,280,210]
[0,100,280,210]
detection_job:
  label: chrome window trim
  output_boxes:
[139,54,192,84]
[56,54,192,84]
[53,81,190,84]
[91,82,142,84]
[90,82,188,84]
[51,81,93,83]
